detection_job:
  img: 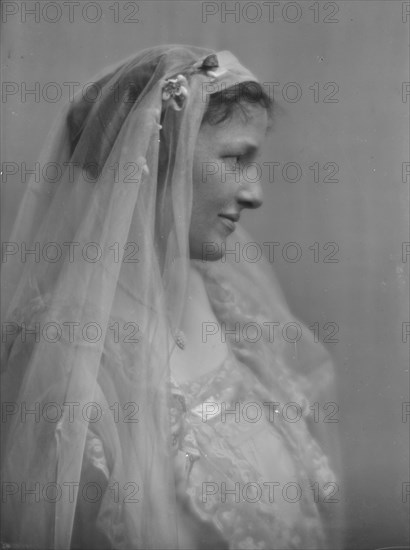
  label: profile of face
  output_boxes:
[190,103,268,261]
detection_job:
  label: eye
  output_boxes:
[223,156,242,169]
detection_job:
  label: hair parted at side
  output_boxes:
[202,81,273,126]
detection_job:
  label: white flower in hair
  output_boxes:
[162,74,189,110]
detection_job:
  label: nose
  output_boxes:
[236,179,263,210]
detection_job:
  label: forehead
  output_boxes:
[197,104,268,152]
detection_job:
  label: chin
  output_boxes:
[190,234,227,262]
[190,247,224,262]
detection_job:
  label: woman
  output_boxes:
[1,45,342,549]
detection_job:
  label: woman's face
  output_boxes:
[190,103,268,260]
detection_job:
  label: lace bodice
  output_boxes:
[72,343,337,549]
[169,347,331,549]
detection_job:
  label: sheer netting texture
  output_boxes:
[1,45,343,549]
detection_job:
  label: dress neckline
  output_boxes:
[170,347,232,391]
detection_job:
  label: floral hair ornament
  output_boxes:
[188,53,227,80]
[161,54,229,112]
[193,53,228,80]
[161,74,189,111]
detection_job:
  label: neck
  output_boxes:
[169,262,229,384]
[179,263,214,339]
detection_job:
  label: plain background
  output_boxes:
[1,1,409,547]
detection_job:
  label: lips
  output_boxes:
[218,213,240,232]
[219,213,240,223]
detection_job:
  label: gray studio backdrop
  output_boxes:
[1,1,409,548]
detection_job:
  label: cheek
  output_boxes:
[192,173,222,219]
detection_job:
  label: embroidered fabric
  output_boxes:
[169,347,332,550]
[1,44,343,549]
[73,337,339,550]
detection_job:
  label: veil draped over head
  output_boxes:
[1,45,342,549]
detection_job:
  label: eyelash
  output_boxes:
[223,156,242,169]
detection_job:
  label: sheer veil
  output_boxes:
[1,45,343,549]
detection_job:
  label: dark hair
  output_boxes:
[202,81,273,126]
